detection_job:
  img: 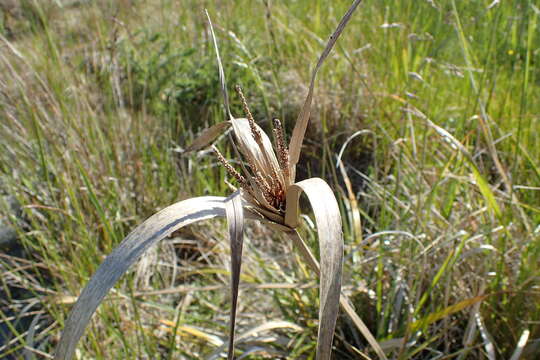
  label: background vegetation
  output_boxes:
[0,0,538,358]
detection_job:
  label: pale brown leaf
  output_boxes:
[235,320,303,342]
[225,191,245,360]
[288,0,364,177]
[185,121,231,152]
[284,178,343,360]
[339,296,388,360]
[230,118,282,184]
[54,196,230,360]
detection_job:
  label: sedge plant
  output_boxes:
[53,1,386,359]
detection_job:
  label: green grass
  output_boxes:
[0,0,539,358]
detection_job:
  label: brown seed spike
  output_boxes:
[245,156,260,178]
[253,171,274,205]
[212,145,247,187]
[235,85,282,184]
[272,118,290,183]
[235,85,262,143]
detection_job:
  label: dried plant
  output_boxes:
[53,1,387,359]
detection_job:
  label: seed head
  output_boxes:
[212,145,247,188]
[272,118,290,184]
[235,85,262,144]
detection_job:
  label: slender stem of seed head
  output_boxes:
[211,145,247,187]
[272,118,290,184]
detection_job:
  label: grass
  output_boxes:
[0,0,539,358]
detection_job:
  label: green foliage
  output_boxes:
[0,0,539,358]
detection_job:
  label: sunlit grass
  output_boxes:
[0,0,539,358]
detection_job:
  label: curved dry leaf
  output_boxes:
[288,0,364,174]
[236,347,284,360]
[225,191,245,360]
[284,178,343,360]
[54,196,230,360]
[185,121,231,152]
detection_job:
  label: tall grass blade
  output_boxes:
[225,191,245,360]
[288,0,363,174]
[54,197,230,360]
[424,118,502,218]
[451,0,512,193]
[285,178,343,360]
[205,10,233,120]
[337,158,362,241]
[23,312,42,359]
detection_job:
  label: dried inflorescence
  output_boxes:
[272,117,290,184]
[213,86,289,213]
[211,145,247,187]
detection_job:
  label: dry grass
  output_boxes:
[1,0,539,359]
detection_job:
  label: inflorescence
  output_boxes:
[213,86,291,212]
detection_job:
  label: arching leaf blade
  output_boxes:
[285,178,343,360]
[54,196,229,360]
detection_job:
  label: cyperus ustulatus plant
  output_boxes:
[54,1,386,359]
